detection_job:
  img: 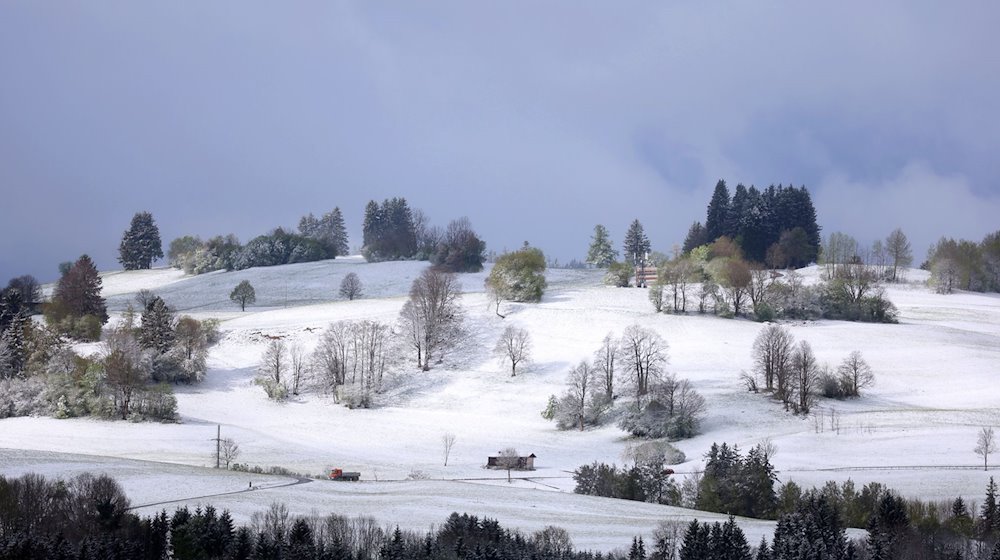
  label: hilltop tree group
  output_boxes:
[689,180,821,267]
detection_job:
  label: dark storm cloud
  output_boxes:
[1,2,998,281]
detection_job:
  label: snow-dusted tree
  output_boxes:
[623,219,651,266]
[621,324,668,406]
[752,324,794,396]
[118,211,164,270]
[430,217,486,273]
[230,280,256,311]
[312,321,350,391]
[556,360,599,431]
[485,245,547,311]
[648,281,666,312]
[594,332,620,401]
[620,373,706,439]
[257,338,288,400]
[790,340,819,413]
[442,432,456,466]
[399,268,463,371]
[885,228,913,283]
[494,325,531,377]
[586,224,617,268]
[976,426,997,471]
[837,350,874,397]
[339,272,363,300]
[289,342,307,395]
[220,437,240,469]
[325,207,350,257]
[0,332,15,380]
[352,320,393,394]
[138,296,175,354]
[496,447,521,482]
[103,324,150,419]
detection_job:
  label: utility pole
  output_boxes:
[214,425,221,468]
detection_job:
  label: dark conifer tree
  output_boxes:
[982,477,999,540]
[118,211,164,270]
[623,219,651,265]
[682,222,708,254]
[705,180,731,244]
[680,520,709,560]
[725,183,749,242]
[329,206,349,257]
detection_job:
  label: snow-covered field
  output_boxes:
[3,258,999,551]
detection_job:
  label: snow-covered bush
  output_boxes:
[0,377,50,418]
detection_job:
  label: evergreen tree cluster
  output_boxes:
[362,198,418,262]
[677,517,752,560]
[118,211,164,270]
[136,296,216,383]
[298,207,350,258]
[695,443,778,520]
[691,181,820,267]
[168,208,349,275]
[572,461,681,506]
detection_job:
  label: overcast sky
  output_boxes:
[2,2,999,282]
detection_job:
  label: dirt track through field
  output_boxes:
[128,475,313,510]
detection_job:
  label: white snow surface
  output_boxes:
[6,260,1000,551]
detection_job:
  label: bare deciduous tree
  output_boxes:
[220,437,240,469]
[289,342,307,395]
[837,350,874,397]
[442,432,456,466]
[621,324,668,406]
[975,426,997,471]
[752,324,795,399]
[339,272,363,300]
[790,340,819,413]
[560,360,595,431]
[720,258,752,316]
[747,264,773,314]
[594,332,620,401]
[496,447,520,482]
[494,325,531,376]
[398,269,464,371]
[311,320,394,405]
[257,338,288,400]
[312,322,350,392]
[886,228,913,282]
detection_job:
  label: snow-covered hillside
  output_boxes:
[4,258,999,551]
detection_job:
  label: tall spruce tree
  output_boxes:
[623,219,651,265]
[586,224,617,268]
[726,184,749,241]
[139,296,176,354]
[682,222,708,254]
[118,211,164,270]
[705,180,731,244]
[328,207,349,256]
[52,255,109,324]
